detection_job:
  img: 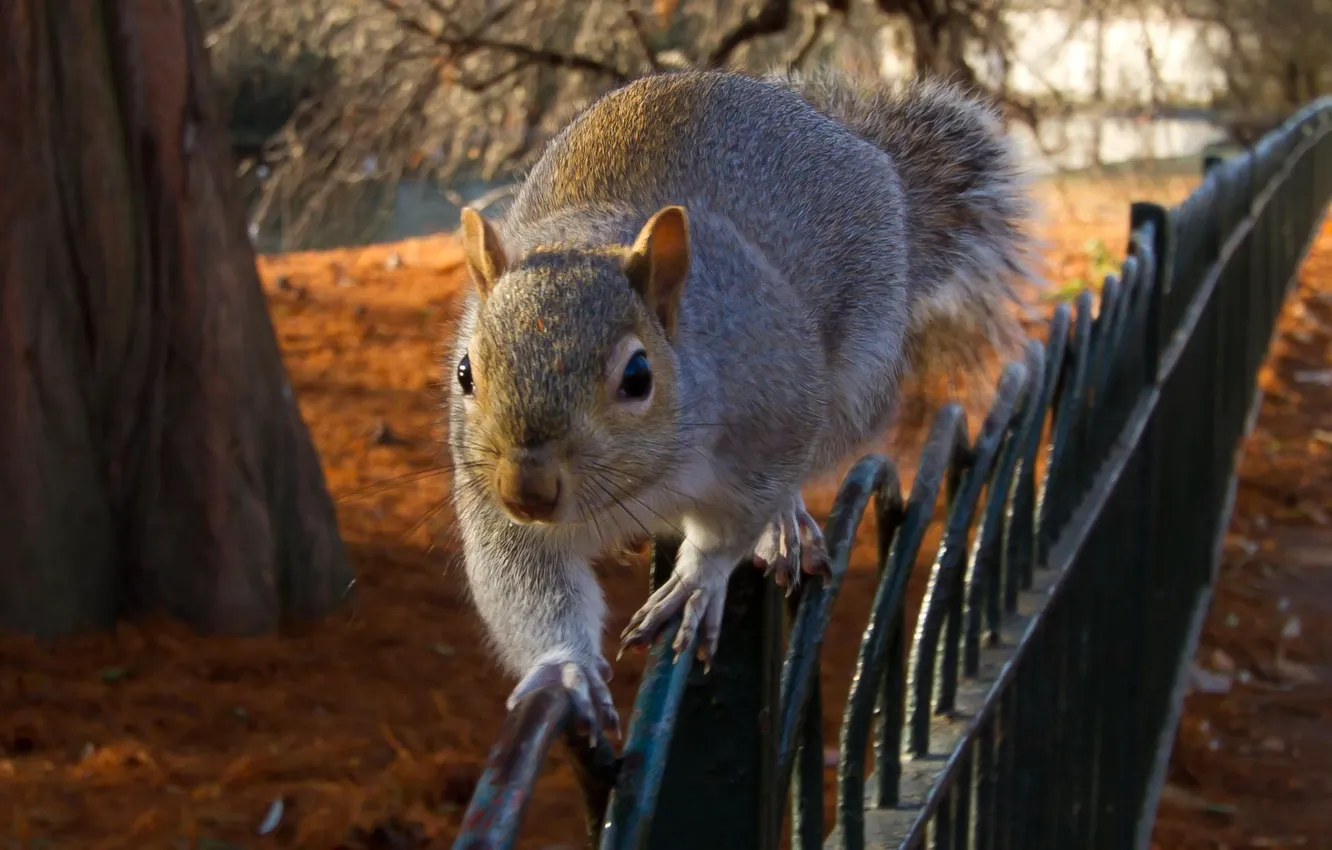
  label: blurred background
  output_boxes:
[197,0,1332,253]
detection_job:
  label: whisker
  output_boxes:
[337,467,450,503]
[581,477,634,552]
[580,458,703,510]
[663,437,714,464]
[588,470,690,547]
[586,494,613,549]
[449,437,501,458]
[584,474,657,548]
[400,498,452,547]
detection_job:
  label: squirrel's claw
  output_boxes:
[752,498,831,593]
[508,654,620,744]
[620,572,725,669]
[795,505,833,581]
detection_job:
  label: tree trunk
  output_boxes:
[0,0,352,638]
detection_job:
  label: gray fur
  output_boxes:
[446,69,1035,734]
[768,68,1036,383]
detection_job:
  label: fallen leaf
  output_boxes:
[1300,502,1330,524]
[1189,664,1234,694]
[1274,655,1318,683]
[258,797,284,836]
[1292,369,1332,386]
[1159,782,1238,816]
[1281,616,1303,640]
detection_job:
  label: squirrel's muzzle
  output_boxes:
[494,446,565,523]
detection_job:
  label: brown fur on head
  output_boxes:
[452,206,690,527]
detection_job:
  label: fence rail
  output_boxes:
[453,96,1332,850]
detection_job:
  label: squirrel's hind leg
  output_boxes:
[751,493,831,593]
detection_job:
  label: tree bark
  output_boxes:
[0,0,352,637]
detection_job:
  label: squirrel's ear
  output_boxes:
[624,205,690,339]
[460,207,508,298]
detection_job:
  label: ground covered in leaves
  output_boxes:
[2,175,1328,849]
[1148,211,1332,849]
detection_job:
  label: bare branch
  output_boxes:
[436,0,524,38]
[456,57,535,93]
[787,1,834,70]
[624,4,664,73]
[219,0,1139,251]
[372,0,630,82]
[478,40,625,80]
[706,0,796,69]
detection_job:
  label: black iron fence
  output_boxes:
[452,97,1332,850]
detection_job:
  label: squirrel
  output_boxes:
[446,68,1034,737]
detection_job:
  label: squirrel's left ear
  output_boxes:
[624,205,690,340]
[460,207,508,298]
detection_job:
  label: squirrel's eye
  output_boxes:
[457,354,474,396]
[618,350,652,401]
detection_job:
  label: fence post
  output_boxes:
[1124,201,1179,850]
[644,540,784,850]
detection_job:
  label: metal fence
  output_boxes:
[452,97,1332,850]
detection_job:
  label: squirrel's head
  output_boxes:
[450,204,690,528]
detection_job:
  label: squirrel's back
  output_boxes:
[509,70,901,233]
[506,71,914,367]
[502,68,1033,449]
[769,69,1034,395]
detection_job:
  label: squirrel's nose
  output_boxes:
[494,447,564,523]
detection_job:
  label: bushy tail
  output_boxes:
[769,68,1039,429]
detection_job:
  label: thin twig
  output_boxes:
[623,4,663,74]
[787,2,833,71]
[706,0,795,69]
[373,0,630,83]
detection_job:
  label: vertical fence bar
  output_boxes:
[973,714,997,850]
[1117,205,1170,849]
[1009,307,1068,607]
[997,687,1018,850]
[790,674,824,850]
[635,543,781,850]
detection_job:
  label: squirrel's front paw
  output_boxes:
[751,497,831,594]
[507,652,619,743]
[619,570,727,670]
